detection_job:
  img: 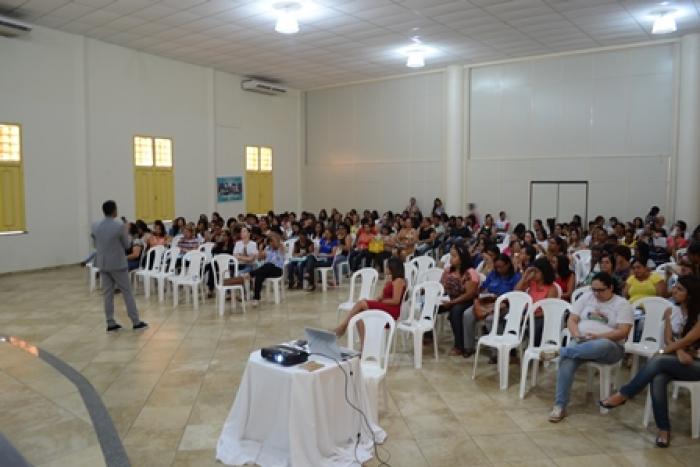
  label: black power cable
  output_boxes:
[310,352,391,467]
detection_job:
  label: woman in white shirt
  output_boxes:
[233,227,258,274]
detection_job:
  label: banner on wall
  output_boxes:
[217,176,243,202]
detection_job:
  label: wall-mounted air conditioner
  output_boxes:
[0,15,31,37]
[241,79,287,96]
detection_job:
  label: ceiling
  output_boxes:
[2,0,700,89]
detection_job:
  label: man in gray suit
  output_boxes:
[92,200,148,332]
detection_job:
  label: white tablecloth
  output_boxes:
[216,351,386,467]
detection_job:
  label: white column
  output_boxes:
[445,65,464,215]
[675,33,700,228]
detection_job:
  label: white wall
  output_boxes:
[468,44,675,226]
[304,72,445,213]
[0,26,301,274]
[304,43,677,227]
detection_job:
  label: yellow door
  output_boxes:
[0,124,25,232]
[244,146,273,214]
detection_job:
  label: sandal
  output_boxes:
[655,432,671,448]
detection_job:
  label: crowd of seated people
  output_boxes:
[108,199,700,446]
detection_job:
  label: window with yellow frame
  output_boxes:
[0,123,26,233]
[245,145,273,172]
[133,135,174,222]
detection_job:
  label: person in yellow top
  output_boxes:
[619,228,637,250]
[625,257,668,304]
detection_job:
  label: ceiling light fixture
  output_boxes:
[274,1,302,34]
[404,36,429,68]
[652,12,677,34]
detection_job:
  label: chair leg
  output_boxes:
[472,342,482,380]
[643,388,652,427]
[173,284,179,306]
[519,355,530,399]
[158,278,165,302]
[193,286,199,310]
[531,358,539,387]
[240,288,246,314]
[672,384,680,399]
[217,289,224,316]
[690,387,700,439]
[274,282,280,304]
[433,331,439,361]
[413,331,423,369]
[498,347,509,390]
[630,355,639,378]
[320,270,328,292]
[144,277,151,298]
[599,368,611,414]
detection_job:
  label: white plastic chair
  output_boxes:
[212,254,246,315]
[155,247,180,302]
[409,256,435,280]
[336,268,378,322]
[417,267,444,285]
[573,249,592,285]
[519,299,570,398]
[347,310,396,421]
[625,297,672,376]
[403,261,418,293]
[472,291,532,390]
[86,262,101,293]
[171,234,183,247]
[643,380,700,438]
[571,286,591,307]
[439,253,451,269]
[264,248,289,304]
[133,245,166,298]
[393,281,444,369]
[316,255,342,291]
[553,282,563,298]
[168,251,205,309]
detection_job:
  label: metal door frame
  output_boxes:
[529,181,589,227]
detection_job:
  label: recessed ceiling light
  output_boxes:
[652,12,677,34]
[273,1,302,34]
[401,37,435,68]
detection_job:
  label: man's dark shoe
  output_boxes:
[107,323,122,332]
[133,322,149,330]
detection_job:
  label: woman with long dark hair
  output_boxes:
[600,275,700,448]
[334,257,406,338]
[440,244,479,356]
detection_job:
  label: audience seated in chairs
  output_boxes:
[248,233,285,305]
[348,219,375,271]
[306,227,339,291]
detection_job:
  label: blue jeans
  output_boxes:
[333,255,347,282]
[287,260,307,287]
[620,354,700,431]
[555,339,625,408]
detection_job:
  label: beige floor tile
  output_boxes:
[37,445,106,467]
[178,424,220,451]
[403,408,466,439]
[171,449,219,467]
[131,405,193,430]
[527,428,603,458]
[551,454,620,467]
[461,410,523,435]
[472,433,548,463]
[664,443,700,467]
[608,449,686,466]
[416,435,491,466]
[579,426,653,454]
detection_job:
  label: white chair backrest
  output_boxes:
[439,253,451,269]
[211,254,238,288]
[347,310,396,375]
[171,234,183,247]
[573,249,592,283]
[403,262,418,292]
[347,268,378,303]
[143,245,166,271]
[199,242,216,261]
[631,297,673,344]
[410,256,435,277]
[571,286,591,307]
[405,281,444,328]
[179,251,205,281]
[417,267,444,284]
[491,291,533,341]
[553,282,563,298]
[164,247,180,275]
[528,298,569,348]
[655,262,674,275]
[283,238,297,254]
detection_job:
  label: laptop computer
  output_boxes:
[305,328,358,361]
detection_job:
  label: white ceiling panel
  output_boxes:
[3,0,699,89]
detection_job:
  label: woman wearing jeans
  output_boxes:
[600,275,700,448]
[248,233,285,306]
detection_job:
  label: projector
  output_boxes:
[261,345,309,366]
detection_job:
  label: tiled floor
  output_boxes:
[0,266,698,467]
